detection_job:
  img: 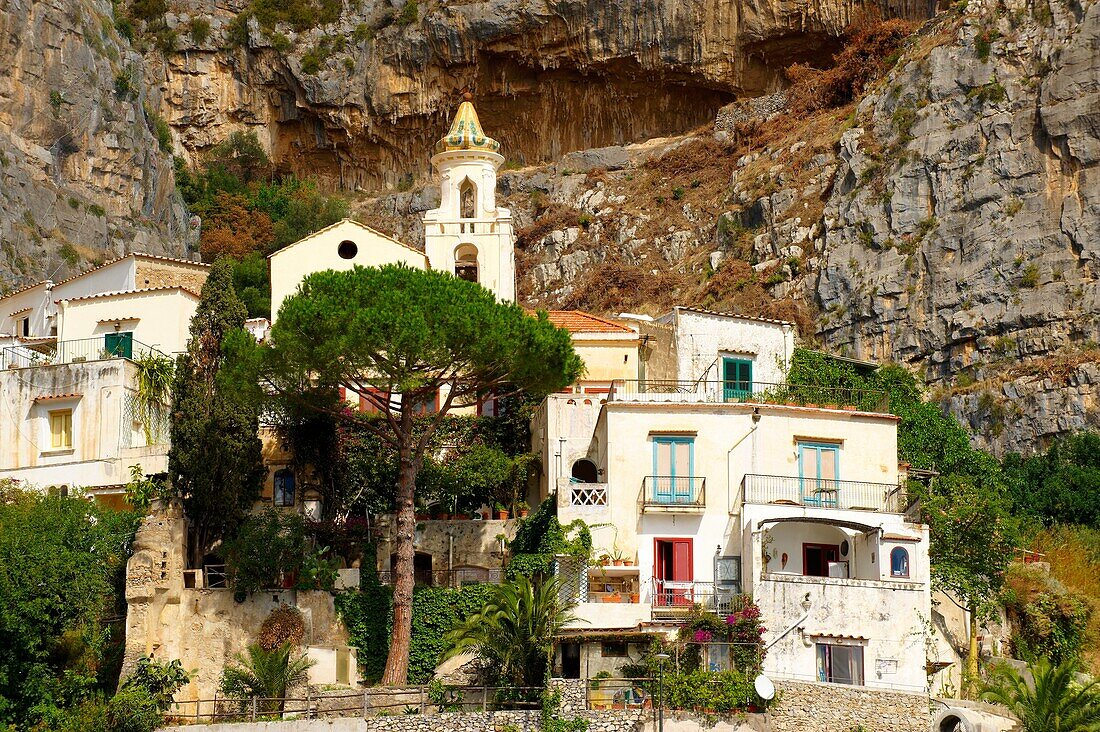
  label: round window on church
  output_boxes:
[338,240,358,259]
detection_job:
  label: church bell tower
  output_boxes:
[423,93,516,302]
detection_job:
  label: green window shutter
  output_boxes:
[722,358,753,401]
[104,332,133,358]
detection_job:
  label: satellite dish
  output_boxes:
[754,674,776,701]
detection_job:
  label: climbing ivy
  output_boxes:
[335,580,496,684]
[508,497,592,578]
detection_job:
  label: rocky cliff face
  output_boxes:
[0,0,191,289]
[813,0,1100,453]
[149,0,932,189]
[351,0,1100,454]
[1,0,1096,453]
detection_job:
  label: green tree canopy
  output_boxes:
[0,483,140,728]
[920,474,1020,693]
[168,258,265,567]
[1004,432,1100,526]
[259,264,582,684]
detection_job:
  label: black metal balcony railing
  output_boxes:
[741,473,907,513]
[650,579,749,617]
[608,379,889,413]
[640,476,705,510]
[376,568,504,588]
[1,337,167,369]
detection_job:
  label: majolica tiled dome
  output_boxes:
[434,94,501,154]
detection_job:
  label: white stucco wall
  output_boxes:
[753,571,930,693]
[0,282,54,338]
[599,402,902,597]
[0,359,167,491]
[652,308,795,384]
[57,287,198,356]
[269,220,429,319]
[52,257,137,301]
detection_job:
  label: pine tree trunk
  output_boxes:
[965,607,980,698]
[382,412,417,685]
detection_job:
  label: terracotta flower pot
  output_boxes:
[613,559,625,566]
[455,513,470,520]
[496,510,509,520]
[630,592,640,603]
[518,509,530,518]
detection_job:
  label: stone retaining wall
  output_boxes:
[771,680,931,732]
[163,710,645,732]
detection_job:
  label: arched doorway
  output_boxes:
[571,459,599,483]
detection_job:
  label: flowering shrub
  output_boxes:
[678,602,766,674]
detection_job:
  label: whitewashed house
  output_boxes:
[0,254,208,504]
[536,310,931,693]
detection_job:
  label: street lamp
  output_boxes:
[654,652,670,732]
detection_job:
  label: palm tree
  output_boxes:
[220,642,314,713]
[981,658,1100,732]
[445,575,579,689]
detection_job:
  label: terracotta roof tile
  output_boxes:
[33,393,83,402]
[52,253,208,288]
[58,286,200,304]
[543,310,636,334]
[671,305,795,327]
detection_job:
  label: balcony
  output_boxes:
[640,476,705,512]
[650,579,750,619]
[2,337,167,369]
[376,568,504,588]
[741,473,906,513]
[608,379,889,413]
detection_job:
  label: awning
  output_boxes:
[33,393,83,402]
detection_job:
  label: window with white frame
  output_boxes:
[890,546,910,578]
[48,409,73,450]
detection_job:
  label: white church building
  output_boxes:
[268,94,517,316]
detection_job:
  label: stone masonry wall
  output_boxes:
[771,680,931,732]
[163,710,647,732]
[133,260,209,294]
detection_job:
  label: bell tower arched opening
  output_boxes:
[454,244,479,283]
[459,178,476,219]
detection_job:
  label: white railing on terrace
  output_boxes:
[1,337,168,369]
[741,473,907,513]
[569,483,608,507]
[608,379,889,413]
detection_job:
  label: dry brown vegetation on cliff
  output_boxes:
[785,16,920,116]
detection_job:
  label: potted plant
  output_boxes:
[516,500,530,518]
[494,502,509,520]
[610,546,628,566]
[590,670,611,690]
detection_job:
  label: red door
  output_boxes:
[655,539,693,607]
